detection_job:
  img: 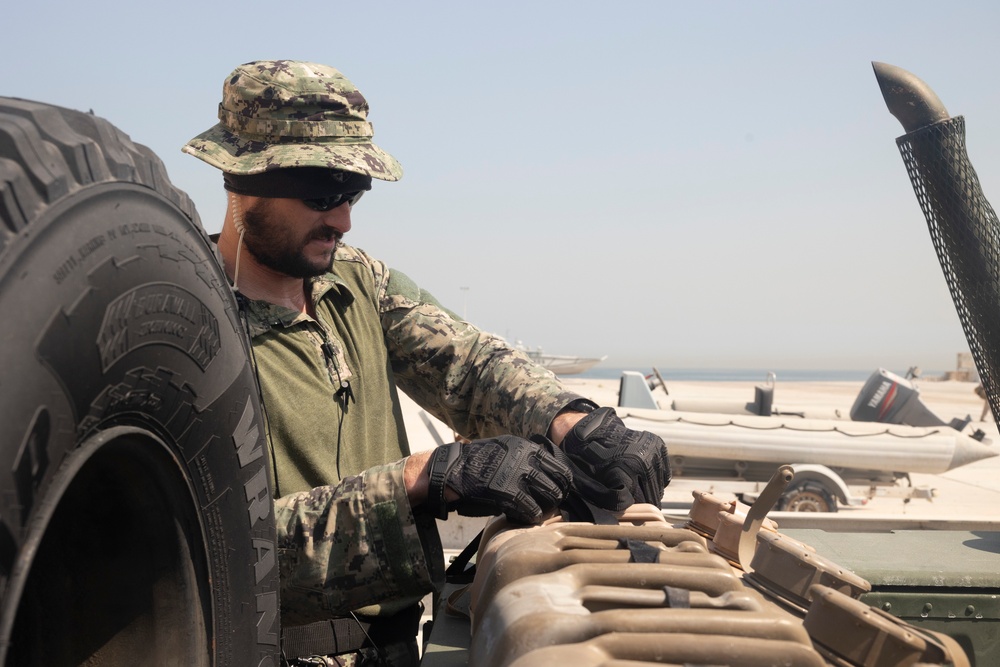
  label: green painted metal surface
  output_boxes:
[785,529,1000,665]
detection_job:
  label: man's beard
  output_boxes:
[240,199,340,278]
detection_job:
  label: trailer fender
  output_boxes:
[787,464,853,506]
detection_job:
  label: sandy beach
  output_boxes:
[399,373,1000,537]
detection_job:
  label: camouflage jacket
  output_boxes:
[238,243,584,624]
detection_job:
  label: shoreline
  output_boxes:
[573,367,963,383]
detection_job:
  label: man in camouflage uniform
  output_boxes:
[183,60,670,666]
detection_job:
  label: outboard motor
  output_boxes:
[850,368,949,427]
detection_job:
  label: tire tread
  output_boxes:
[0,97,200,253]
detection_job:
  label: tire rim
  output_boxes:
[1,426,212,665]
[784,490,831,512]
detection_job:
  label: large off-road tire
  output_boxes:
[0,98,279,666]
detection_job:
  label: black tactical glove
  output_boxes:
[561,405,671,512]
[425,435,573,524]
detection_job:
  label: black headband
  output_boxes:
[223,167,373,199]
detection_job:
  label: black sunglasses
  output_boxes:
[302,190,366,211]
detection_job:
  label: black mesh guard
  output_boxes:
[897,115,1000,420]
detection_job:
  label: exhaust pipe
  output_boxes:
[873,61,1000,423]
[872,62,949,133]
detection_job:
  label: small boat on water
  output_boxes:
[515,341,606,376]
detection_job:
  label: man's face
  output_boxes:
[239,196,352,278]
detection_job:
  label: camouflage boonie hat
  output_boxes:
[182,60,402,181]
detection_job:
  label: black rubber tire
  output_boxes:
[776,481,839,513]
[0,97,279,666]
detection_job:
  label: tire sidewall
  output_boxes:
[0,180,279,665]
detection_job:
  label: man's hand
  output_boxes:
[425,435,572,524]
[561,407,670,511]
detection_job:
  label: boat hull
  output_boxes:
[527,352,606,376]
[619,407,996,476]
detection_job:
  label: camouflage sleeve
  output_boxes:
[273,459,443,625]
[376,266,585,440]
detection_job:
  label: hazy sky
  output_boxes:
[7,1,1000,373]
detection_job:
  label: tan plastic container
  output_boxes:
[804,584,971,667]
[469,522,715,623]
[456,502,958,667]
[504,631,826,667]
[688,490,777,539]
[471,562,818,667]
[746,530,870,611]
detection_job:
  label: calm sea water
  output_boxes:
[574,367,943,382]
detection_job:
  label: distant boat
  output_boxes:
[515,341,606,375]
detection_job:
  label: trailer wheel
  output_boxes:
[0,97,279,666]
[777,481,839,512]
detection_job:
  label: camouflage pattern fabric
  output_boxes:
[274,462,439,626]
[238,242,585,626]
[190,59,586,661]
[385,307,583,439]
[374,255,584,441]
[182,60,403,180]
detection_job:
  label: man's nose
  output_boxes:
[323,205,352,234]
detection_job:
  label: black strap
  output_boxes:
[663,586,691,608]
[282,617,372,660]
[365,603,423,650]
[560,490,620,525]
[617,538,661,563]
[445,529,483,584]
